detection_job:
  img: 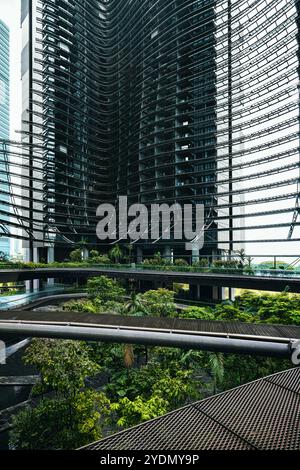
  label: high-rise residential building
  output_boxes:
[0,19,10,257]
[21,0,110,263]
[20,0,299,265]
[110,0,218,261]
[21,0,219,263]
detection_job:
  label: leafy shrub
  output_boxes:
[180,306,215,320]
[193,258,209,267]
[211,259,242,273]
[233,291,300,325]
[214,304,255,322]
[0,288,23,297]
[174,258,189,266]
[89,250,99,259]
[143,252,171,266]
[91,255,111,264]
[289,310,300,325]
[21,262,48,269]
[87,276,126,302]
[10,391,110,450]
[213,260,239,268]
[10,339,110,449]
[63,299,103,314]
[0,251,9,262]
[139,288,176,317]
[111,395,168,428]
[69,249,83,262]
[103,301,125,314]
[234,291,264,312]
[257,292,300,324]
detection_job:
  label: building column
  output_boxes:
[82,246,89,260]
[136,247,143,264]
[24,247,32,292]
[212,286,222,302]
[228,287,236,301]
[189,284,201,301]
[192,246,199,264]
[163,245,172,263]
[33,248,39,291]
[47,246,55,286]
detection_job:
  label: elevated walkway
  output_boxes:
[0,267,299,292]
[0,310,299,360]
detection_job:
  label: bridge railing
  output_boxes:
[0,259,299,278]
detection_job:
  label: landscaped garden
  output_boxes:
[0,247,299,277]
[9,275,300,449]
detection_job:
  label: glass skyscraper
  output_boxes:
[0,19,10,256]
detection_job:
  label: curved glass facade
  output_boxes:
[0,20,10,255]
[0,21,9,141]
[17,0,300,259]
[109,0,218,257]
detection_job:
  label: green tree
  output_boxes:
[257,292,300,324]
[87,275,126,302]
[10,390,110,450]
[152,369,198,408]
[125,243,134,263]
[105,363,165,400]
[214,304,254,323]
[232,291,300,325]
[258,260,292,271]
[23,339,100,397]
[236,249,246,268]
[139,288,177,317]
[109,244,123,263]
[207,353,224,393]
[121,291,148,316]
[234,291,263,313]
[10,339,111,449]
[180,306,215,320]
[150,347,205,375]
[110,366,198,429]
[111,395,168,428]
[222,354,291,389]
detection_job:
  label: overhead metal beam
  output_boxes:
[0,321,294,359]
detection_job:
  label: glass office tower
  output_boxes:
[0,20,10,256]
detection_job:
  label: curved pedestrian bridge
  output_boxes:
[0,310,299,360]
[0,267,299,292]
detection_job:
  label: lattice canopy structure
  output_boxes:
[81,367,300,450]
